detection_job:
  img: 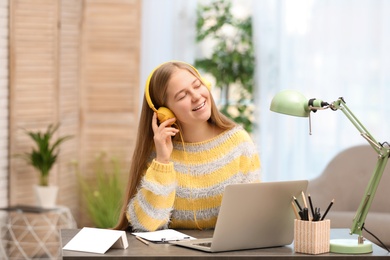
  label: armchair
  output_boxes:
[307,144,390,248]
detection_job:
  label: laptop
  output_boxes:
[169,180,308,252]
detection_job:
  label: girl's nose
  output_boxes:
[191,90,201,102]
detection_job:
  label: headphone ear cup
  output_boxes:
[202,77,212,90]
[157,107,176,124]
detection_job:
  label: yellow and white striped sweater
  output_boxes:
[126,125,261,232]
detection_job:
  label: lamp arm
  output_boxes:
[331,98,379,150]
[350,155,389,238]
[330,98,390,240]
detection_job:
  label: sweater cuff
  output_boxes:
[144,159,175,185]
[150,159,174,173]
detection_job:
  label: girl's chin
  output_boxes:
[179,115,211,126]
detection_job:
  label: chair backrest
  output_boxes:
[307,144,390,213]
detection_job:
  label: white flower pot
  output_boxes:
[34,185,59,208]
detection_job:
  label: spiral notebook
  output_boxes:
[169,180,308,252]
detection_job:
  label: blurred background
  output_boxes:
[1,0,389,228]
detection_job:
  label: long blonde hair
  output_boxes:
[114,61,235,230]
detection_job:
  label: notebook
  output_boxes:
[169,180,308,252]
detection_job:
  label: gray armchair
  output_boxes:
[307,145,390,248]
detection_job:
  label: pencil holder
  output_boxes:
[294,219,330,255]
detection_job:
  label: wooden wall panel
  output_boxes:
[9,0,60,206]
[80,0,140,162]
[9,0,141,227]
[78,0,140,226]
[56,0,83,220]
[0,0,9,208]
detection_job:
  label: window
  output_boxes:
[253,0,390,181]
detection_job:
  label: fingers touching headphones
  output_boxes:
[151,112,179,164]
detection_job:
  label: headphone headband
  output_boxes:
[144,61,210,112]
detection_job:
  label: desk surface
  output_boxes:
[61,228,389,260]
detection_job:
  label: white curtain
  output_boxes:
[140,0,390,182]
[253,0,390,181]
[140,0,197,103]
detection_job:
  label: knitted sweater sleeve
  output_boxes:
[126,159,177,232]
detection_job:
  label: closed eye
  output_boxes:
[194,80,201,89]
[175,79,201,101]
[177,92,187,100]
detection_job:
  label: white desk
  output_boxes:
[0,205,76,260]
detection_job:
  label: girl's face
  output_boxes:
[165,68,211,126]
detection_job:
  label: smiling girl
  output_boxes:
[114,61,261,232]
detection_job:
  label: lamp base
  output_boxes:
[330,239,372,254]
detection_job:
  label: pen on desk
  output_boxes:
[321,199,334,221]
[291,201,300,219]
[292,196,303,211]
[136,236,149,245]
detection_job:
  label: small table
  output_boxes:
[61,228,390,259]
[0,205,76,260]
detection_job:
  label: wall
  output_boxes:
[77,0,141,226]
[8,0,141,226]
[0,0,8,208]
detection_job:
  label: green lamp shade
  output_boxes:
[270,90,310,117]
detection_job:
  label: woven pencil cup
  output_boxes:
[294,219,330,254]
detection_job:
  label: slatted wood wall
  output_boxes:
[57,0,83,216]
[0,0,9,208]
[9,0,61,205]
[77,0,140,226]
[80,0,140,168]
[9,0,141,226]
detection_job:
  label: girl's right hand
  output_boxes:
[151,112,179,164]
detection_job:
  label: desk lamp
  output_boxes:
[270,89,390,254]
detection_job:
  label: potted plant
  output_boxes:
[195,0,255,133]
[16,123,72,208]
[73,153,125,228]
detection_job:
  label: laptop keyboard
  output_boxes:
[195,242,212,248]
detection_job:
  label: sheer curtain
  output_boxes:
[253,0,390,181]
[140,0,197,103]
[140,0,390,182]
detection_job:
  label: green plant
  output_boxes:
[16,124,72,186]
[195,0,255,132]
[75,153,125,229]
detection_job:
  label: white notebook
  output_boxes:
[132,229,195,242]
[63,227,128,254]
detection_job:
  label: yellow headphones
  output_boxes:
[144,61,211,124]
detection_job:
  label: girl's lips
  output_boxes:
[192,101,206,111]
